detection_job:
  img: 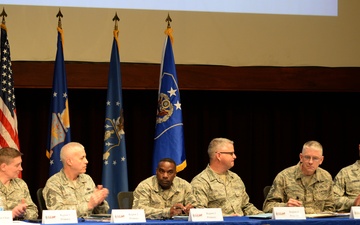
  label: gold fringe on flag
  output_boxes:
[113,29,120,52]
[57,26,64,49]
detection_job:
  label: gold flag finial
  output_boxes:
[113,12,120,31]
[1,8,7,25]
[112,12,120,49]
[164,13,174,44]
[56,9,65,48]
[56,9,63,29]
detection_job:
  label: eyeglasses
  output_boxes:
[216,152,235,156]
[302,155,321,162]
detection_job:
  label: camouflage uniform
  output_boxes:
[263,162,334,213]
[43,169,109,217]
[132,175,197,219]
[191,165,263,216]
[333,160,360,212]
[0,178,38,219]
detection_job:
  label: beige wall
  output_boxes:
[3,0,360,66]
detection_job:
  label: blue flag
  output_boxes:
[46,28,71,177]
[102,33,128,211]
[152,35,186,174]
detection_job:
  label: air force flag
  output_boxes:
[152,35,186,174]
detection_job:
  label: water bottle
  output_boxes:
[0,196,5,211]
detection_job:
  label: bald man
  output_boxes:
[43,142,109,217]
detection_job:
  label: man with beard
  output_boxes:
[263,140,334,213]
[132,158,196,219]
[43,142,109,217]
[191,137,263,216]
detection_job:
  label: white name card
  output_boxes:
[188,208,223,222]
[0,211,12,224]
[272,207,306,220]
[111,209,146,223]
[42,210,78,224]
[350,206,360,219]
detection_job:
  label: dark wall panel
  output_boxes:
[16,88,360,211]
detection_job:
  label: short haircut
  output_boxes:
[60,142,84,164]
[0,147,23,165]
[157,158,176,168]
[208,137,234,159]
[302,140,323,155]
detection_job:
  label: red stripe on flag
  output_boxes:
[0,98,19,150]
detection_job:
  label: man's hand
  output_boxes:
[170,203,186,217]
[12,199,27,218]
[88,185,109,210]
[353,194,360,206]
[287,198,302,207]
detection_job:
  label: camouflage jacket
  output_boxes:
[263,162,334,213]
[43,169,109,217]
[191,165,263,216]
[132,175,197,219]
[333,160,360,212]
[0,178,38,219]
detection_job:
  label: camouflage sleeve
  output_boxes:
[233,177,262,215]
[190,176,210,209]
[333,171,355,211]
[183,182,198,208]
[241,192,263,215]
[23,186,39,219]
[43,176,92,217]
[18,180,38,220]
[92,200,110,214]
[323,178,335,212]
[263,175,288,212]
[132,182,169,219]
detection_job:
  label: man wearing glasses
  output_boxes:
[191,137,263,216]
[263,140,334,213]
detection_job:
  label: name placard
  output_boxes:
[42,210,78,224]
[188,208,223,222]
[272,207,306,220]
[350,206,360,219]
[111,209,146,223]
[0,211,12,224]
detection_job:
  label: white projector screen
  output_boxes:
[2,0,337,16]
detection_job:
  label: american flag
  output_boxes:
[0,24,19,150]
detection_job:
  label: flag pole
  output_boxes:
[165,13,174,44]
[1,8,7,25]
[102,12,129,211]
[152,14,187,174]
[56,9,65,48]
[112,12,120,49]
[46,8,71,176]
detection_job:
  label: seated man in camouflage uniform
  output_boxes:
[263,140,334,213]
[132,158,197,219]
[191,138,263,216]
[333,143,360,212]
[43,142,109,217]
[0,147,38,220]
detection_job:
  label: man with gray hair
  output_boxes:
[191,138,263,216]
[43,142,109,217]
[263,140,334,213]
